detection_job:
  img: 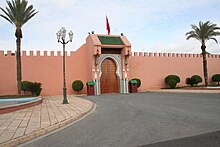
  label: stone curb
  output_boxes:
[0,101,95,147]
[145,90,220,94]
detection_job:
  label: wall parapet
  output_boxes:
[131,52,220,58]
[1,50,220,58]
[0,50,78,57]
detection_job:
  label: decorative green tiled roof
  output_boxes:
[98,36,124,45]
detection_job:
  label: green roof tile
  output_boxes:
[98,36,124,45]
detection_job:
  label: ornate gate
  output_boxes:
[100,58,118,93]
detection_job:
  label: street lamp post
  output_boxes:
[56,27,73,104]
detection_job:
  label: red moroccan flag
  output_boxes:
[106,16,110,35]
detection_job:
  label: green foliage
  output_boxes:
[21,81,32,92]
[191,75,202,85]
[186,21,220,44]
[186,75,203,87]
[29,82,42,96]
[21,81,42,96]
[72,80,84,92]
[0,0,38,28]
[186,78,196,87]
[186,21,220,87]
[165,75,180,83]
[168,79,177,89]
[165,75,180,89]
[212,74,220,85]
[165,75,180,84]
[131,78,141,88]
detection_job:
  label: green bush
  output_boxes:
[165,75,180,89]
[186,75,202,87]
[21,81,32,93]
[72,80,84,92]
[29,82,42,96]
[131,78,141,88]
[186,77,196,87]
[165,75,180,84]
[191,75,202,86]
[21,81,42,96]
[168,79,177,89]
[212,74,220,85]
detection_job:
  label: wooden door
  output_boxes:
[100,58,118,93]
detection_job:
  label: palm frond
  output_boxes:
[0,7,14,24]
[209,37,218,44]
[0,0,38,28]
[186,21,220,44]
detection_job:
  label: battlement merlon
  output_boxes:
[131,52,220,58]
[1,50,219,58]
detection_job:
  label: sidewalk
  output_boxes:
[147,89,220,94]
[0,95,94,147]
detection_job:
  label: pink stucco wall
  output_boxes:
[0,45,89,96]
[1,35,220,96]
[129,52,220,91]
[1,49,219,96]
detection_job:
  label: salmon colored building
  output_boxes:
[0,33,220,96]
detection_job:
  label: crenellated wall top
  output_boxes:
[0,50,78,57]
[0,50,220,58]
[131,52,220,58]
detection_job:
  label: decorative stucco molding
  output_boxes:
[98,54,122,79]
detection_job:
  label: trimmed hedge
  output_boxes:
[212,74,220,85]
[186,78,196,87]
[131,78,141,88]
[72,80,84,92]
[165,75,180,89]
[165,75,180,84]
[191,75,202,86]
[186,75,202,87]
[168,79,177,89]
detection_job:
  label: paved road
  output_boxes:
[21,92,220,147]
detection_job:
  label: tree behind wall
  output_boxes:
[186,21,220,87]
[0,0,38,95]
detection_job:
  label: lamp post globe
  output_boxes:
[56,27,73,104]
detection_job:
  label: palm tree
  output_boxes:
[186,21,220,87]
[0,0,38,95]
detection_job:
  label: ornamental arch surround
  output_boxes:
[98,54,122,79]
[94,54,124,95]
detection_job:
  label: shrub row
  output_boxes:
[165,74,220,88]
[71,78,142,94]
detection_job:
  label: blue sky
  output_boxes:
[0,0,220,54]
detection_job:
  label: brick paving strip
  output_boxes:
[0,95,94,147]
